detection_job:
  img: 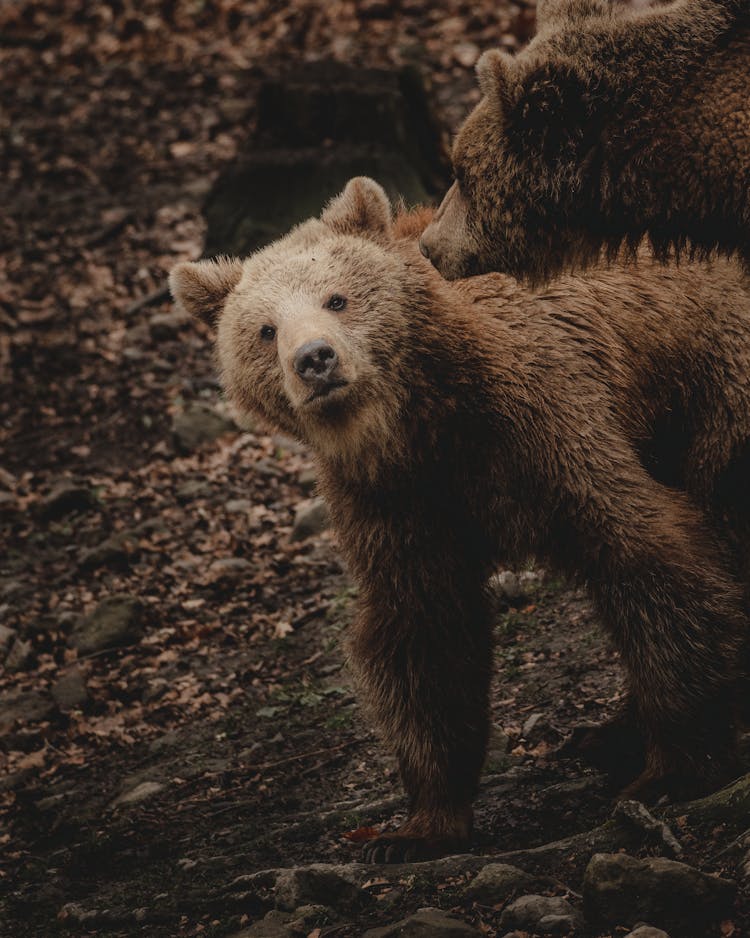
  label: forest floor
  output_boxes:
[1,1,749,936]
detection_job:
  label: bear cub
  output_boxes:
[171,178,750,862]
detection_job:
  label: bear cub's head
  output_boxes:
[170,178,414,460]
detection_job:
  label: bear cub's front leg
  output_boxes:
[351,589,493,863]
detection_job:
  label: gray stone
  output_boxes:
[363,907,480,937]
[298,467,317,494]
[583,853,735,935]
[5,636,33,671]
[0,689,55,734]
[51,667,88,711]
[113,780,165,807]
[522,712,545,739]
[71,594,143,653]
[625,927,671,938]
[206,557,253,585]
[172,402,236,452]
[78,534,130,570]
[0,624,16,651]
[39,481,98,521]
[228,905,332,937]
[274,866,368,913]
[538,913,581,934]
[290,497,330,542]
[500,895,581,933]
[225,498,253,514]
[148,310,189,341]
[464,863,535,904]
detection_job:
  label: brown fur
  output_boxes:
[420,0,750,284]
[171,178,750,863]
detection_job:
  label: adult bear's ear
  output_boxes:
[509,58,594,161]
[169,257,243,326]
[475,49,515,112]
[321,177,393,242]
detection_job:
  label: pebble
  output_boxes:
[290,497,330,542]
[39,481,98,521]
[499,895,581,933]
[274,865,368,913]
[5,636,33,671]
[51,667,89,711]
[453,41,480,68]
[172,401,236,452]
[463,863,535,904]
[0,623,17,651]
[0,688,55,735]
[70,594,144,654]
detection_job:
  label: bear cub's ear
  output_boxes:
[321,177,393,242]
[169,257,244,326]
[476,49,515,107]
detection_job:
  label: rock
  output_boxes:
[51,667,88,711]
[464,863,535,904]
[298,467,317,494]
[39,481,98,521]
[0,688,55,734]
[364,907,481,937]
[113,780,165,807]
[206,557,253,585]
[228,905,332,937]
[290,497,330,542]
[70,594,144,653]
[172,401,236,452]
[274,866,368,913]
[583,853,735,935]
[0,624,16,652]
[148,310,189,341]
[500,895,581,933]
[5,636,33,671]
[78,534,130,570]
[453,41,481,68]
[625,927,671,938]
[225,498,253,514]
[522,712,545,739]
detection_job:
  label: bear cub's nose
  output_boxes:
[294,339,339,387]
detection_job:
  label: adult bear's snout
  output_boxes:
[293,339,339,388]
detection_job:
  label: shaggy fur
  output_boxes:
[420,0,750,284]
[171,178,750,863]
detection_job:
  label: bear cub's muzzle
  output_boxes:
[293,339,346,401]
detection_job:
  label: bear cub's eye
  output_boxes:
[325,294,347,312]
[260,325,276,341]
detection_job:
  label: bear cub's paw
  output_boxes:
[361,811,472,863]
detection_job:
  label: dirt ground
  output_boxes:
[1,2,748,936]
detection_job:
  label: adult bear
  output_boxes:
[171,178,750,863]
[419,0,750,284]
